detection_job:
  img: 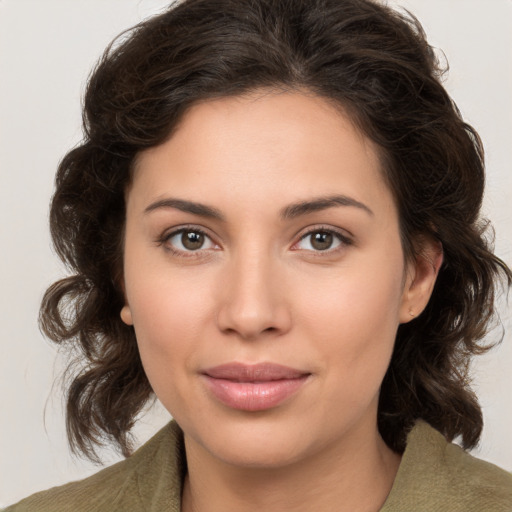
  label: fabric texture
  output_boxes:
[5,420,512,511]
[379,422,512,511]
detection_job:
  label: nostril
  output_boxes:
[215,283,292,339]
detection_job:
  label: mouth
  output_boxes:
[201,362,311,411]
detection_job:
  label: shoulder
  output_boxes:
[4,421,184,512]
[382,420,512,512]
[4,457,141,512]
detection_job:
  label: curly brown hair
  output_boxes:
[40,0,511,462]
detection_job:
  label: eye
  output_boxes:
[163,228,217,253]
[294,229,351,252]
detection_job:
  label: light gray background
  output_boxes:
[1,0,511,506]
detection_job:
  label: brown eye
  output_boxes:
[164,228,216,253]
[295,229,349,253]
[310,231,333,251]
[181,231,205,250]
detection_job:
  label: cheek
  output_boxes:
[128,269,214,357]
[297,248,405,387]
[125,276,213,416]
[303,248,403,321]
[122,236,218,399]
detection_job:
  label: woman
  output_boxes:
[5,0,512,510]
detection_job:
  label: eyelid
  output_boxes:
[291,225,354,252]
[156,223,353,257]
[157,224,220,256]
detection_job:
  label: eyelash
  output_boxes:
[157,226,216,258]
[157,225,353,258]
[293,226,353,255]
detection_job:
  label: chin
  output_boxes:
[182,412,327,470]
[212,436,309,469]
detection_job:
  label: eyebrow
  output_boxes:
[144,194,373,220]
[281,195,374,219]
[144,198,225,221]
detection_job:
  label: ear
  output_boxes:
[399,237,443,324]
[120,304,133,325]
[117,273,134,325]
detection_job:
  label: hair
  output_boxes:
[41,0,511,462]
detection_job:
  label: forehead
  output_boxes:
[130,90,395,221]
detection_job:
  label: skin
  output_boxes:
[121,90,442,512]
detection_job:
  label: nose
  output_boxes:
[216,250,292,340]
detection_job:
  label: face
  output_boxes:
[121,90,430,469]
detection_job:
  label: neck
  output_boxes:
[181,420,401,512]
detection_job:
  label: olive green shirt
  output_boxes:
[5,420,512,511]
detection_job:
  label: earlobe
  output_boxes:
[399,239,443,324]
[120,304,134,325]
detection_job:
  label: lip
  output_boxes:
[201,362,310,411]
